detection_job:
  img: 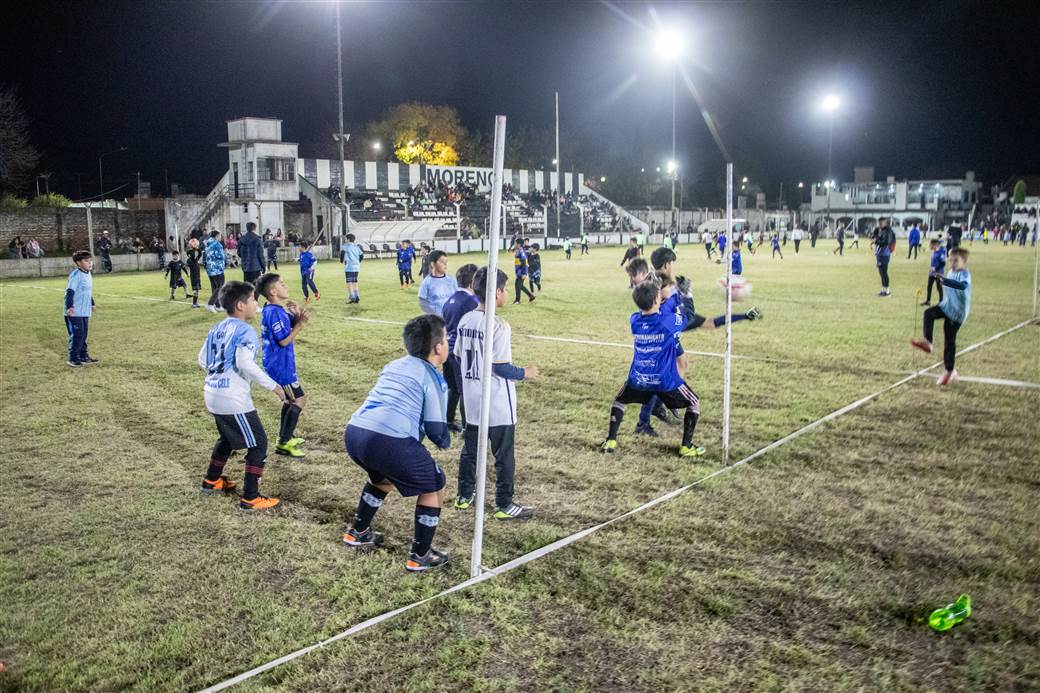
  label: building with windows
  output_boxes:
[810,169,981,233]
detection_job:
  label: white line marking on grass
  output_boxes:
[197,317,1035,693]
[933,374,1040,389]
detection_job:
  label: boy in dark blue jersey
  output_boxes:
[397,240,416,287]
[601,280,705,458]
[342,314,452,572]
[512,237,536,303]
[256,273,310,458]
[298,242,320,302]
[528,243,543,293]
[921,238,946,306]
[441,263,479,433]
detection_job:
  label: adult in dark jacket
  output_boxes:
[870,218,896,297]
[238,221,265,283]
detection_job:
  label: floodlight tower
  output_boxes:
[655,29,685,235]
[822,94,840,229]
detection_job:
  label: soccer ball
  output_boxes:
[717,275,752,301]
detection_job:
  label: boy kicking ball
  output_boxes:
[198,281,287,511]
[911,247,972,385]
[256,273,310,458]
[342,314,453,572]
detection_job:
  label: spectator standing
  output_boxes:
[870,218,895,297]
[238,222,264,283]
[95,232,113,272]
[204,230,227,313]
[907,223,922,259]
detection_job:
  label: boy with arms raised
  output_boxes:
[911,247,972,385]
[342,314,452,572]
[256,273,310,458]
[453,267,539,520]
[198,281,287,510]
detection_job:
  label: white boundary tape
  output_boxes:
[931,374,1040,389]
[196,317,1036,692]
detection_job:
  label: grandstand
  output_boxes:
[164,117,646,254]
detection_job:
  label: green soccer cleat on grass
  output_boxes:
[275,442,305,458]
[284,437,305,447]
[600,439,618,454]
[745,306,762,321]
[679,444,706,458]
[453,495,473,510]
[494,502,535,520]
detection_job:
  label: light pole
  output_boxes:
[98,147,127,200]
[822,94,840,229]
[654,29,684,233]
[334,3,349,244]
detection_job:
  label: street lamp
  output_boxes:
[821,94,840,227]
[98,146,127,200]
[654,28,685,234]
[372,141,381,152]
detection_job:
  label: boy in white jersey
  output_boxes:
[198,281,287,511]
[453,267,540,520]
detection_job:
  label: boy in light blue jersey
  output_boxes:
[257,273,310,459]
[204,229,226,313]
[342,314,452,573]
[339,233,364,304]
[64,250,96,367]
[418,250,458,315]
[299,242,320,302]
[912,247,972,385]
[198,281,287,511]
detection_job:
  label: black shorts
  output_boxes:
[613,381,700,414]
[687,313,706,330]
[213,411,266,450]
[279,381,305,402]
[344,425,445,497]
[344,271,359,283]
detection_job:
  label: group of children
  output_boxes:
[59,219,977,571]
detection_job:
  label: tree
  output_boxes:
[0,87,41,195]
[30,192,71,208]
[0,193,28,208]
[1012,179,1027,205]
[368,103,465,165]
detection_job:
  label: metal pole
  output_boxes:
[137,172,141,210]
[1033,202,1039,317]
[579,203,584,238]
[555,91,561,238]
[471,115,507,579]
[98,157,104,200]
[826,114,833,230]
[86,204,94,258]
[336,3,347,247]
[722,163,733,465]
[671,67,677,232]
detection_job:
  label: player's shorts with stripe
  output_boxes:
[344,271,359,283]
[686,313,706,330]
[613,381,700,414]
[344,424,445,497]
[213,410,267,450]
[280,381,305,402]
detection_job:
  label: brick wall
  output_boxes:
[1,208,166,255]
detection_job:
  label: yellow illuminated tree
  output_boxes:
[369,103,464,165]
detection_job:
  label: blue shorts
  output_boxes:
[344,425,445,496]
[344,271,359,283]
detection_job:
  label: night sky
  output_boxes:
[3,0,1038,201]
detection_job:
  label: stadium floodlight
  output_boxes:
[552,158,557,165]
[656,167,661,172]
[821,94,841,221]
[741,176,748,183]
[666,160,678,174]
[371,141,381,151]
[600,176,607,182]
[641,167,646,173]
[822,94,841,113]
[653,29,685,62]
[798,181,804,188]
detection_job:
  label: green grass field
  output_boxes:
[1,241,1037,691]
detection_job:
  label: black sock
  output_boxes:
[608,402,625,440]
[279,404,301,444]
[204,457,227,482]
[412,505,441,557]
[713,314,749,328]
[682,411,699,448]
[352,483,387,532]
